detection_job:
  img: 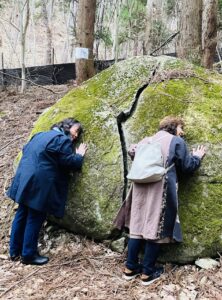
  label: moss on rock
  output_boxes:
[31,55,222,262]
[32,56,159,239]
[124,58,222,262]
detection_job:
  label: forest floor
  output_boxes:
[0,85,221,300]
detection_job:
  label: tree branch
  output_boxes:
[150,31,180,56]
[0,18,20,31]
[0,70,58,94]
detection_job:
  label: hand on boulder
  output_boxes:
[76,143,88,156]
[192,145,206,159]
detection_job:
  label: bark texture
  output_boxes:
[202,0,218,68]
[75,0,96,84]
[144,0,164,54]
[41,0,53,65]
[176,0,203,64]
[19,0,30,93]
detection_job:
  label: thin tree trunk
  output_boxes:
[133,36,138,56]
[75,0,96,85]
[62,0,69,62]
[95,0,106,59]
[144,0,163,55]
[1,0,20,67]
[41,0,53,65]
[70,0,78,61]
[19,0,30,93]
[176,0,203,64]
[30,0,36,65]
[202,0,218,68]
[126,0,133,57]
[112,0,120,62]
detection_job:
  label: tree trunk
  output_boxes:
[176,0,203,64]
[19,0,30,93]
[69,0,78,61]
[41,0,54,65]
[143,0,163,54]
[95,0,106,59]
[133,36,138,56]
[75,0,96,85]
[112,0,120,62]
[202,0,218,68]
[30,0,36,65]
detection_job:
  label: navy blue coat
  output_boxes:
[7,130,83,218]
[161,136,201,242]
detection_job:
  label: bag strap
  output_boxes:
[165,163,175,172]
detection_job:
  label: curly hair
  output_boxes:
[159,116,184,136]
[51,118,83,136]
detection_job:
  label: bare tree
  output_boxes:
[176,0,202,64]
[95,0,106,59]
[143,0,167,55]
[75,0,96,84]
[0,0,20,67]
[69,0,78,61]
[62,0,78,62]
[143,0,154,54]
[41,0,54,65]
[30,0,37,65]
[202,0,218,68]
[112,0,120,62]
[19,0,30,93]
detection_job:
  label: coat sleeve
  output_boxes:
[46,135,84,170]
[58,139,84,170]
[174,137,201,174]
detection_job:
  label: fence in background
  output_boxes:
[0,60,116,87]
[1,52,221,88]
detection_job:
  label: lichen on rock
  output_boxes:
[31,55,222,262]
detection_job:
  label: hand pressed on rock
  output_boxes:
[76,143,88,156]
[192,145,206,159]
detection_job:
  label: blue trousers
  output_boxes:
[10,203,46,258]
[126,238,160,275]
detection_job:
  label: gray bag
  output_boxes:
[127,136,174,183]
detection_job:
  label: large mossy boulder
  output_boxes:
[32,56,222,263]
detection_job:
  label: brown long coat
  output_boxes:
[114,130,201,242]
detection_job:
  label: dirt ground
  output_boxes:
[0,85,221,300]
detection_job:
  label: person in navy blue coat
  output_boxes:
[7,118,87,265]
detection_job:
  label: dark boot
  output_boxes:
[21,254,49,265]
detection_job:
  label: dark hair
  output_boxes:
[159,116,184,135]
[51,118,83,136]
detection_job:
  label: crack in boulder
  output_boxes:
[116,63,160,200]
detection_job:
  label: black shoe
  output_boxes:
[123,267,141,280]
[141,268,164,286]
[10,254,20,261]
[21,254,49,265]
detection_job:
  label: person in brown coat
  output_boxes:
[114,116,206,285]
